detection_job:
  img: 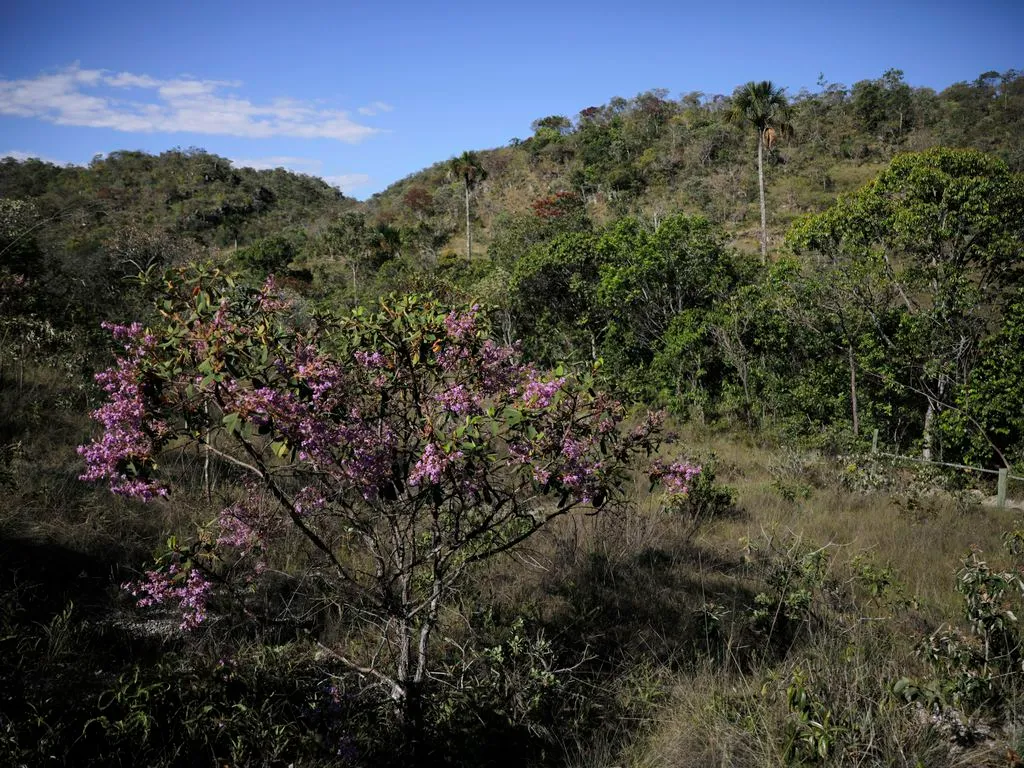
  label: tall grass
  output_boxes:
[3,360,1023,765]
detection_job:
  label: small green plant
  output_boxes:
[852,556,915,613]
[895,534,1024,720]
[767,448,821,502]
[782,667,845,763]
[85,667,167,745]
[839,458,895,494]
[428,614,596,764]
[743,532,834,654]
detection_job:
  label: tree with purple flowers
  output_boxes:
[79,264,697,744]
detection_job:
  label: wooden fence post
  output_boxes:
[997,468,1008,509]
[871,429,879,455]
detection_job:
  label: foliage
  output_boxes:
[510,213,739,403]
[897,538,1024,717]
[7,66,1024,767]
[77,265,686,748]
[787,147,1024,462]
[742,533,836,656]
[234,232,302,276]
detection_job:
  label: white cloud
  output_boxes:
[231,155,323,172]
[357,100,394,116]
[230,156,370,195]
[322,173,372,194]
[106,72,161,89]
[1,149,73,165]
[0,64,384,143]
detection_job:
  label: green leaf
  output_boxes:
[222,412,242,435]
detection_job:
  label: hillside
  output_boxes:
[366,68,1024,258]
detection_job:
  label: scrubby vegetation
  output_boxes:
[3,69,1024,766]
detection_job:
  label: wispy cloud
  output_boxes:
[0,64,388,143]
[1,149,73,165]
[357,100,394,116]
[321,173,372,194]
[230,156,372,195]
[230,155,323,172]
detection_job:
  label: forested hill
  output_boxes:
[367,68,1024,256]
[0,148,353,328]
[0,148,353,252]
[3,68,1021,275]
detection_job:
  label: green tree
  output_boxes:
[728,81,792,263]
[233,233,299,276]
[939,292,1024,468]
[788,148,1024,460]
[448,151,488,259]
[510,231,602,363]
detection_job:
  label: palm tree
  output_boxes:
[448,151,488,259]
[729,81,791,263]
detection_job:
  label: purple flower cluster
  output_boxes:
[125,564,212,630]
[353,350,386,369]
[255,276,290,312]
[443,305,480,341]
[77,322,168,500]
[650,459,702,496]
[294,486,328,517]
[216,505,260,551]
[215,497,279,576]
[434,383,479,415]
[507,428,606,503]
[520,371,566,409]
[409,442,464,487]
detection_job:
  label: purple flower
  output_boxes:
[650,459,702,496]
[521,372,565,409]
[443,306,479,341]
[125,564,212,630]
[77,322,168,499]
[409,442,464,487]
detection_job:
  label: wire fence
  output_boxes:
[869,428,1023,509]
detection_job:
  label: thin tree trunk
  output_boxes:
[202,402,211,500]
[922,398,935,461]
[465,183,471,259]
[757,130,768,264]
[848,344,859,436]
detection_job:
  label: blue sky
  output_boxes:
[1,0,1021,199]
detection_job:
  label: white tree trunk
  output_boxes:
[758,130,768,264]
[465,183,472,259]
[922,398,935,461]
[848,345,859,436]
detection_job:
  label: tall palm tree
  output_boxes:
[729,81,791,263]
[448,151,488,259]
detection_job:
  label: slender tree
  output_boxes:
[729,81,791,263]
[448,151,488,259]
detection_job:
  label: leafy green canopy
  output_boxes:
[788,148,1024,463]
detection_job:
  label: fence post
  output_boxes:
[997,468,1008,509]
[871,429,879,455]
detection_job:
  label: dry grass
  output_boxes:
[674,425,1016,610]
[466,421,1024,765]
[6,355,1022,766]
